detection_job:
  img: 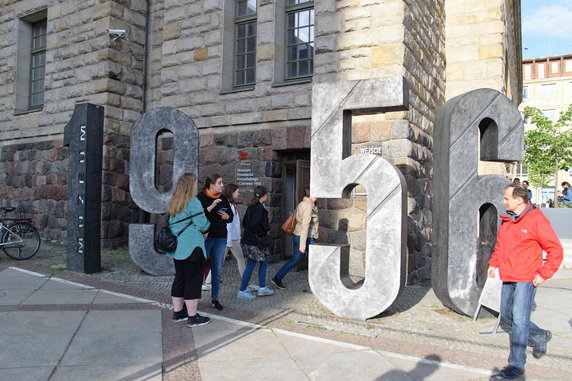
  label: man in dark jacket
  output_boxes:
[488,184,563,379]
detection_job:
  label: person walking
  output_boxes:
[561,181,572,205]
[521,180,532,202]
[225,184,258,291]
[488,183,563,379]
[236,186,275,299]
[166,173,211,327]
[271,186,319,289]
[197,174,234,311]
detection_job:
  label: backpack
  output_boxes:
[154,212,202,254]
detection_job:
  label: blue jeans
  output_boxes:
[274,235,315,281]
[500,281,546,370]
[240,257,268,291]
[204,237,226,300]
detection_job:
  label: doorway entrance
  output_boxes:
[280,151,310,260]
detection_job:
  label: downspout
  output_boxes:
[138,0,151,224]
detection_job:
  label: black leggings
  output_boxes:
[171,247,205,300]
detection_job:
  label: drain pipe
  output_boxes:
[137,0,151,224]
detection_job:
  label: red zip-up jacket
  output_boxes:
[489,203,563,282]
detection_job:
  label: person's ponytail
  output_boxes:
[250,185,268,206]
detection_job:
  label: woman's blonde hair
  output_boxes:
[167,173,197,216]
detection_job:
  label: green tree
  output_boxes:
[523,104,572,204]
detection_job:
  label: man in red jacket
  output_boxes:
[488,184,563,379]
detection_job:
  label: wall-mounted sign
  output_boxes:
[360,146,382,155]
[236,154,261,190]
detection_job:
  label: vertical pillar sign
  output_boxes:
[63,103,104,274]
[310,77,409,320]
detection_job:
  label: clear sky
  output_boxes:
[521,0,572,59]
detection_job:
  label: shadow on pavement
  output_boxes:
[376,354,441,381]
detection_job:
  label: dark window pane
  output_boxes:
[299,45,309,59]
[237,1,246,16]
[287,30,296,45]
[236,39,246,53]
[287,13,295,28]
[287,46,297,61]
[299,60,309,76]
[287,62,297,78]
[31,93,43,107]
[237,0,256,17]
[246,36,256,52]
[246,68,255,84]
[247,21,256,36]
[246,52,256,67]
[236,54,245,69]
[235,70,244,86]
[237,23,246,38]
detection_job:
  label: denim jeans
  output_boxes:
[500,281,545,370]
[240,257,268,291]
[204,237,226,300]
[274,235,315,281]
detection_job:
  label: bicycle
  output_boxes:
[0,206,41,260]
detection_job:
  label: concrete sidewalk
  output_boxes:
[1,266,501,381]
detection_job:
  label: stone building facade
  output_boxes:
[0,0,521,283]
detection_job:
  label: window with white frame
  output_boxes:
[566,60,572,72]
[285,0,314,80]
[517,162,528,176]
[524,65,531,80]
[541,83,556,98]
[15,10,47,112]
[551,61,559,74]
[234,0,256,87]
[537,63,545,79]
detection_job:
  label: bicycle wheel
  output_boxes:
[2,222,41,260]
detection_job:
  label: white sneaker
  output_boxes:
[247,283,259,292]
[201,283,212,291]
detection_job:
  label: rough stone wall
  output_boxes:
[146,0,313,129]
[0,0,145,247]
[401,0,446,283]
[445,0,521,101]
[445,0,522,189]
[143,0,314,252]
[0,140,68,240]
[0,0,522,268]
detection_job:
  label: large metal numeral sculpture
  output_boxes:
[129,107,199,276]
[309,77,409,320]
[432,89,523,316]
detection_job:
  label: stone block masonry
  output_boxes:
[0,140,68,240]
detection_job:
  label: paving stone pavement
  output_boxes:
[1,241,571,381]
